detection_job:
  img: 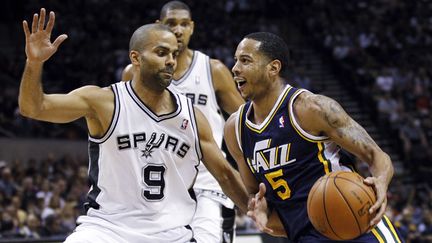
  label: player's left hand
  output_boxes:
[247,183,275,234]
[364,176,387,227]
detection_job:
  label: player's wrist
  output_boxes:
[26,59,45,66]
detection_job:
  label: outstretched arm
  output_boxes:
[195,108,248,213]
[295,92,394,227]
[210,59,244,114]
[19,8,98,123]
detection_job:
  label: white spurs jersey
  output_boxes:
[79,81,201,237]
[169,51,228,197]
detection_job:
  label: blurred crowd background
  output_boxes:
[0,0,431,242]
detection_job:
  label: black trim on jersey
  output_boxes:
[184,225,196,242]
[125,81,182,122]
[186,98,203,162]
[84,141,101,213]
[185,98,201,189]
[171,51,198,85]
[188,188,197,202]
[88,84,120,144]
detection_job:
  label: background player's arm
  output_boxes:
[121,64,134,81]
[195,108,248,213]
[294,92,394,226]
[210,59,244,114]
[224,113,287,237]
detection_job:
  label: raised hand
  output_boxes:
[22,8,68,63]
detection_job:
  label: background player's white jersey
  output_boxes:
[169,51,229,201]
[79,81,201,237]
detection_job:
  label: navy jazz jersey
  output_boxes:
[235,85,348,241]
[235,85,404,242]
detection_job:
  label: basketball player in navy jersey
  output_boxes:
[123,2,244,242]
[224,32,404,242]
[19,8,248,242]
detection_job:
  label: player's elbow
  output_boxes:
[18,100,41,119]
[18,104,33,118]
[382,152,394,175]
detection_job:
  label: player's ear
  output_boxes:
[130,50,140,65]
[268,59,281,76]
[190,21,194,35]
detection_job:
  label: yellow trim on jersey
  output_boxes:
[288,89,327,143]
[259,151,270,168]
[384,215,401,243]
[267,139,273,166]
[286,143,291,162]
[317,142,330,174]
[237,105,246,149]
[245,87,292,134]
[275,146,279,166]
[371,228,385,243]
[288,90,320,143]
[246,157,256,173]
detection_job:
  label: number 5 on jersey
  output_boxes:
[264,169,291,200]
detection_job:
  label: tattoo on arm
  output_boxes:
[311,95,377,154]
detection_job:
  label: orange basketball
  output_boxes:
[307,171,376,240]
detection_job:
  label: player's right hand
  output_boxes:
[22,8,68,63]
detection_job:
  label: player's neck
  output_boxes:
[132,81,176,115]
[251,82,286,125]
[173,48,194,80]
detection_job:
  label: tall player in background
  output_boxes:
[122,1,244,242]
[19,8,248,243]
[224,32,403,242]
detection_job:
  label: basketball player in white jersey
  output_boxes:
[122,2,244,242]
[19,8,248,243]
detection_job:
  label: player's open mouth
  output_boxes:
[234,77,247,88]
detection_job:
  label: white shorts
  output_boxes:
[191,190,236,243]
[64,221,195,243]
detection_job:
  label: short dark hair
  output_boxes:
[244,32,290,78]
[129,23,173,52]
[160,1,191,19]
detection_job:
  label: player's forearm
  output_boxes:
[219,169,248,213]
[19,60,45,118]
